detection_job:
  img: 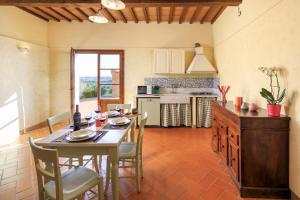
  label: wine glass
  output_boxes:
[85,112,92,127]
[115,105,121,113]
[94,107,100,118]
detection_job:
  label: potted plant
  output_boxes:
[152,85,160,94]
[259,67,286,117]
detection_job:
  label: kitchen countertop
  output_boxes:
[135,94,219,98]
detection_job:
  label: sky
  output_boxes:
[75,53,120,77]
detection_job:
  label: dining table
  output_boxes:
[35,114,137,200]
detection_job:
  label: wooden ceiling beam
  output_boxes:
[200,7,210,23]
[18,6,49,21]
[76,7,89,18]
[48,7,71,22]
[130,7,138,23]
[189,6,200,24]
[143,7,149,23]
[0,0,242,6]
[179,6,188,24]
[34,6,60,21]
[119,10,127,23]
[156,6,161,24]
[62,7,83,22]
[211,6,226,23]
[102,8,116,23]
[168,6,174,24]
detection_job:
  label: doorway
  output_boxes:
[71,49,124,115]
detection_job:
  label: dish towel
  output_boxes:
[196,97,216,128]
[161,104,191,127]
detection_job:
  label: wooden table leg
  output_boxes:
[130,119,136,142]
[111,149,119,200]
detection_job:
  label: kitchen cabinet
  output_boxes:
[153,49,169,74]
[137,97,160,126]
[211,119,220,152]
[212,101,290,199]
[219,123,228,164]
[154,49,185,74]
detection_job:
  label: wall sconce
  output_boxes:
[17,43,30,54]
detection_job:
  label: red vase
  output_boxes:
[267,104,281,117]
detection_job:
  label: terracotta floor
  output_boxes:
[0,127,279,200]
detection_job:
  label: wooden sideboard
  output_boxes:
[211,101,290,199]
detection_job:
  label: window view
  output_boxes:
[74,54,98,116]
[73,51,123,114]
[100,55,120,99]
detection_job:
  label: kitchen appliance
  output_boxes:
[187,43,217,74]
[137,86,147,94]
[147,85,152,94]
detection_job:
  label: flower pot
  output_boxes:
[267,104,282,117]
[152,89,160,94]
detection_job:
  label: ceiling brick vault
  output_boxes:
[0,0,242,23]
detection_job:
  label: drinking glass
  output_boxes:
[94,107,101,118]
[85,112,92,127]
[115,105,121,112]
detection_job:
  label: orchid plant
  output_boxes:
[258,67,286,105]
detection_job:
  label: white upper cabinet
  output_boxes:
[154,49,170,73]
[153,49,185,74]
[170,49,185,74]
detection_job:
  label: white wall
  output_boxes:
[0,7,49,144]
[213,0,300,196]
[48,22,214,114]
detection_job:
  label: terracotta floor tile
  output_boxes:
[218,190,240,200]
[198,173,218,189]
[0,187,16,200]
[201,183,224,200]
[0,127,282,200]
[0,181,16,192]
[16,187,36,200]
[2,166,17,179]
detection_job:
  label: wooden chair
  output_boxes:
[107,104,131,112]
[47,112,99,172]
[28,137,103,200]
[47,112,73,134]
[105,112,148,193]
[107,104,133,142]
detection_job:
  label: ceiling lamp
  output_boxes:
[101,0,125,10]
[89,8,108,23]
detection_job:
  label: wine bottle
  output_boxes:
[73,104,81,131]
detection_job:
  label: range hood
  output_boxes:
[187,44,216,74]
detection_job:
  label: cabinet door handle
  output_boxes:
[231,157,236,161]
[222,145,225,148]
[230,134,234,138]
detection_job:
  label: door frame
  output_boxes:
[70,49,125,112]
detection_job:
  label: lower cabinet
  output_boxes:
[212,101,290,199]
[228,141,239,182]
[219,124,228,164]
[137,97,160,126]
[211,119,219,152]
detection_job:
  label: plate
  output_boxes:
[107,111,120,117]
[69,129,94,139]
[66,131,97,142]
[108,117,131,126]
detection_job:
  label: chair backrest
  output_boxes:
[136,112,148,156]
[107,104,131,112]
[28,137,63,199]
[47,112,72,134]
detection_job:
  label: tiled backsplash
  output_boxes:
[144,77,219,88]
